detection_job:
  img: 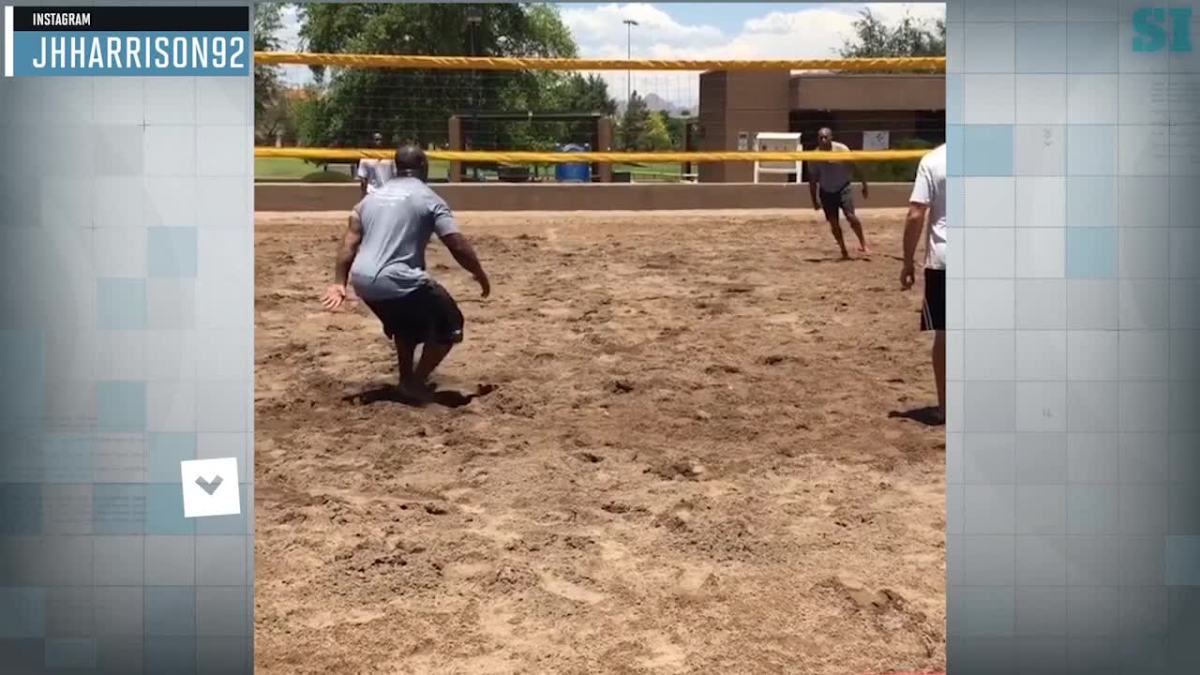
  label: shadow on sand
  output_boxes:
[888,406,945,427]
[344,383,497,409]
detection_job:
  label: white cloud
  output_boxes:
[277,3,303,51]
[274,4,309,85]
[560,3,724,52]
[563,3,944,108]
[567,3,944,60]
[273,3,946,107]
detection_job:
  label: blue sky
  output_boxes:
[567,2,819,29]
[565,2,848,35]
[556,2,942,59]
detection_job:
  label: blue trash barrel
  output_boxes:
[555,143,592,183]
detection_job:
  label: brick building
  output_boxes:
[697,70,945,183]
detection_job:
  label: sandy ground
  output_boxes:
[254,208,946,675]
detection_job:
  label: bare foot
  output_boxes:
[398,379,434,405]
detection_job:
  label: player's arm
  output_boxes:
[321,206,364,310]
[356,162,369,197]
[901,160,933,290]
[901,202,928,290]
[432,201,490,298]
[851,161,869,198]
[441,233,490,298]
[807,166,821,210]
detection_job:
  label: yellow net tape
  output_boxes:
[254,52,945,72]
[255,147,932,164]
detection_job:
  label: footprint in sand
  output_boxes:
[675,565,715,595]
[444,561,494,581]
[300,608,385,630]
[460,508,522,547]
[638,633,687,670]
[597,539,629,564]
[538,573,606,605]
[478,602,519,641]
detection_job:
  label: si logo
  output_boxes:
[1132,7,1194,52]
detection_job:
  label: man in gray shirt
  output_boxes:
[322,145,490,403]
[807,127,870,259]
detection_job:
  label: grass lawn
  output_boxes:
[254,157,687,183]
[255,157,355,182]
[254,157,454,182]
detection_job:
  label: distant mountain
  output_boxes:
[644,93,689,115]
[615,93,692,117]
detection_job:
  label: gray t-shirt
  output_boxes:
[350,178,460,301]
[809,141,853,192]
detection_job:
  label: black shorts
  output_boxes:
[820,185,855,221]
[922,268,946,331]
[363,282,464,345]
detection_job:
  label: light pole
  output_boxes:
[622,19,638,107]
[466,6,483,180]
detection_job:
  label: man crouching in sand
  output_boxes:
[321,144,490,403]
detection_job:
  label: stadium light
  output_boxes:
[623,19,638,106]
[466,5,483,179]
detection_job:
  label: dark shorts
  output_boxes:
[922,268,946,331]
[364,282,464,345]
[820,184,855,222]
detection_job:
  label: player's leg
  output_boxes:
[922,268,947,425]
[829,219,850,259]
[365,298,416,388]
[933,330,946,423]
[821,191,850,259]
[842,187,868,252]
[393,335,416,385]
[412,342,452,387]
[408,282,465,391]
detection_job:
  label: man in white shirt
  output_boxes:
[357,132,397,196]
[807,127,870,259]
[901,143,947,425]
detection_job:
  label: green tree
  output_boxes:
[618,91,650,150]
[546,73,618,116]
[657,111,685,149]
[295,3,612,149]
[837,9,943,179]
[838,8,945,58]
[638,112,672,151]
[520,72,617,151]
[254,3,286,144]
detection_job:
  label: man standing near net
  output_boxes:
[322,145,490,403]
[901,143,947,425]
[807,127,870,259]
[357,132,396,196]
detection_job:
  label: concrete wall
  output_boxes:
[790,73,945,111]
[255,182,917,212]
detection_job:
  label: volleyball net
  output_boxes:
[255,52,945,183]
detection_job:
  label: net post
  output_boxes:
[596,117,614,183]
[448,115,463,183]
